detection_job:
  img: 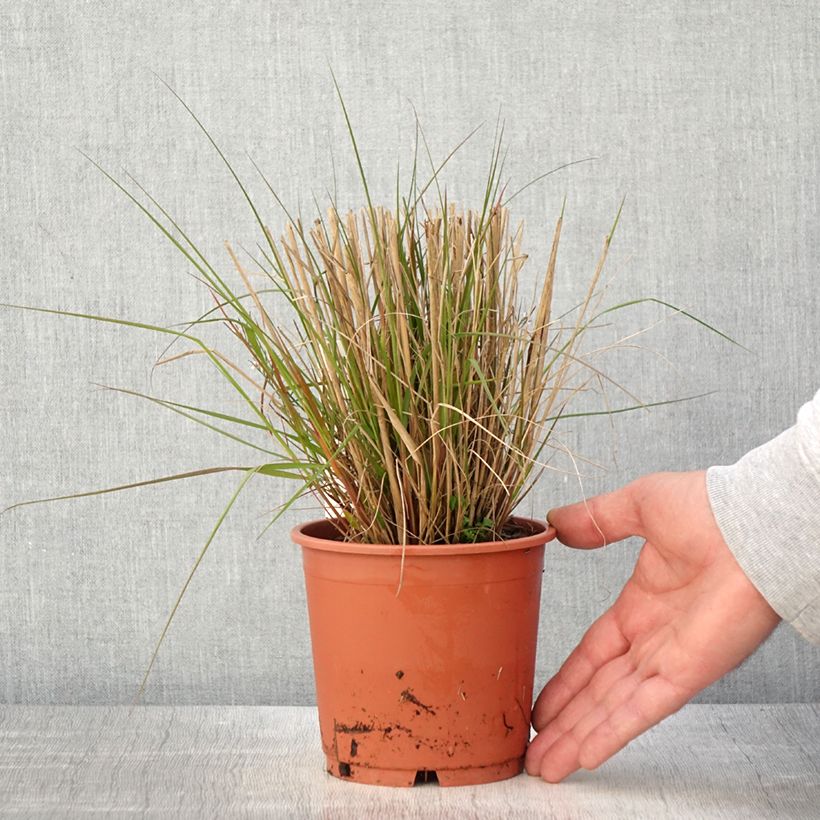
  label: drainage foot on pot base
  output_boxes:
[327,758,416,787]
[325,755,524,787]
[436,757,523,786]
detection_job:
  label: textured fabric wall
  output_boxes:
[1,1,818,704]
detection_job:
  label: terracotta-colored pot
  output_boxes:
[291,516,554,787]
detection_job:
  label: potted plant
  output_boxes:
[2,84,725,787]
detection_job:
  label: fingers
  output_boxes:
[547,479,646,549]
[526,652,638,778]
[575,675,690,772]
[527,671,691,783]
[532,610,629,730]
[526,656,637,776]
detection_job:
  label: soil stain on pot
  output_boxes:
[334,720,375,734]
[400,688,436,715]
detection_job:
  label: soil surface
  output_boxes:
[326,518,538,545]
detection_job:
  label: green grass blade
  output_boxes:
[330,68,375,214]
[134,466,260,702]
[543,391,717,423]
[1,466,258,515]
[591,297,748,350]
[94,384,281,456]
[0,303,274,430]
[255,472,319,541]
[101,388,270,431]
[153,74,273,258]
[501,156,599,207]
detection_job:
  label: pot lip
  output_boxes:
[290,515,555,556]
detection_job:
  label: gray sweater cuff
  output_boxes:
[706,396,820,644]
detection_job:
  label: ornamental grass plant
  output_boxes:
[3,82,730,695]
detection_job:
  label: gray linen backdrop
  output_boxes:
[1,1,818,704]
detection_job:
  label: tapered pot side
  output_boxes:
[291,516,554,787]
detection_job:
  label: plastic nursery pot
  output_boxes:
[291,516,555,787]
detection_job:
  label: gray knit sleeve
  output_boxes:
[706,390,820,644]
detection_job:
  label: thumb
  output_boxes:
[547,480,645,549]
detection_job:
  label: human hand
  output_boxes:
[526,470,780,782]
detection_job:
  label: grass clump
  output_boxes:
[5,99,634,547]
[230,187,621,546]
[2,82,733,694]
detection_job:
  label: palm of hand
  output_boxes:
[525,471,780,783]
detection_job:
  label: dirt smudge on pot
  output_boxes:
[333,720,375,734]
[399,688,436,715]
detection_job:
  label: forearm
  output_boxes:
[707,390,820,644]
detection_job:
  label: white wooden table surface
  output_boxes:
[0,704,817,818]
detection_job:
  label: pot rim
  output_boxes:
[291,515,555,556]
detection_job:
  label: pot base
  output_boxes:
[325,753,524,787]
